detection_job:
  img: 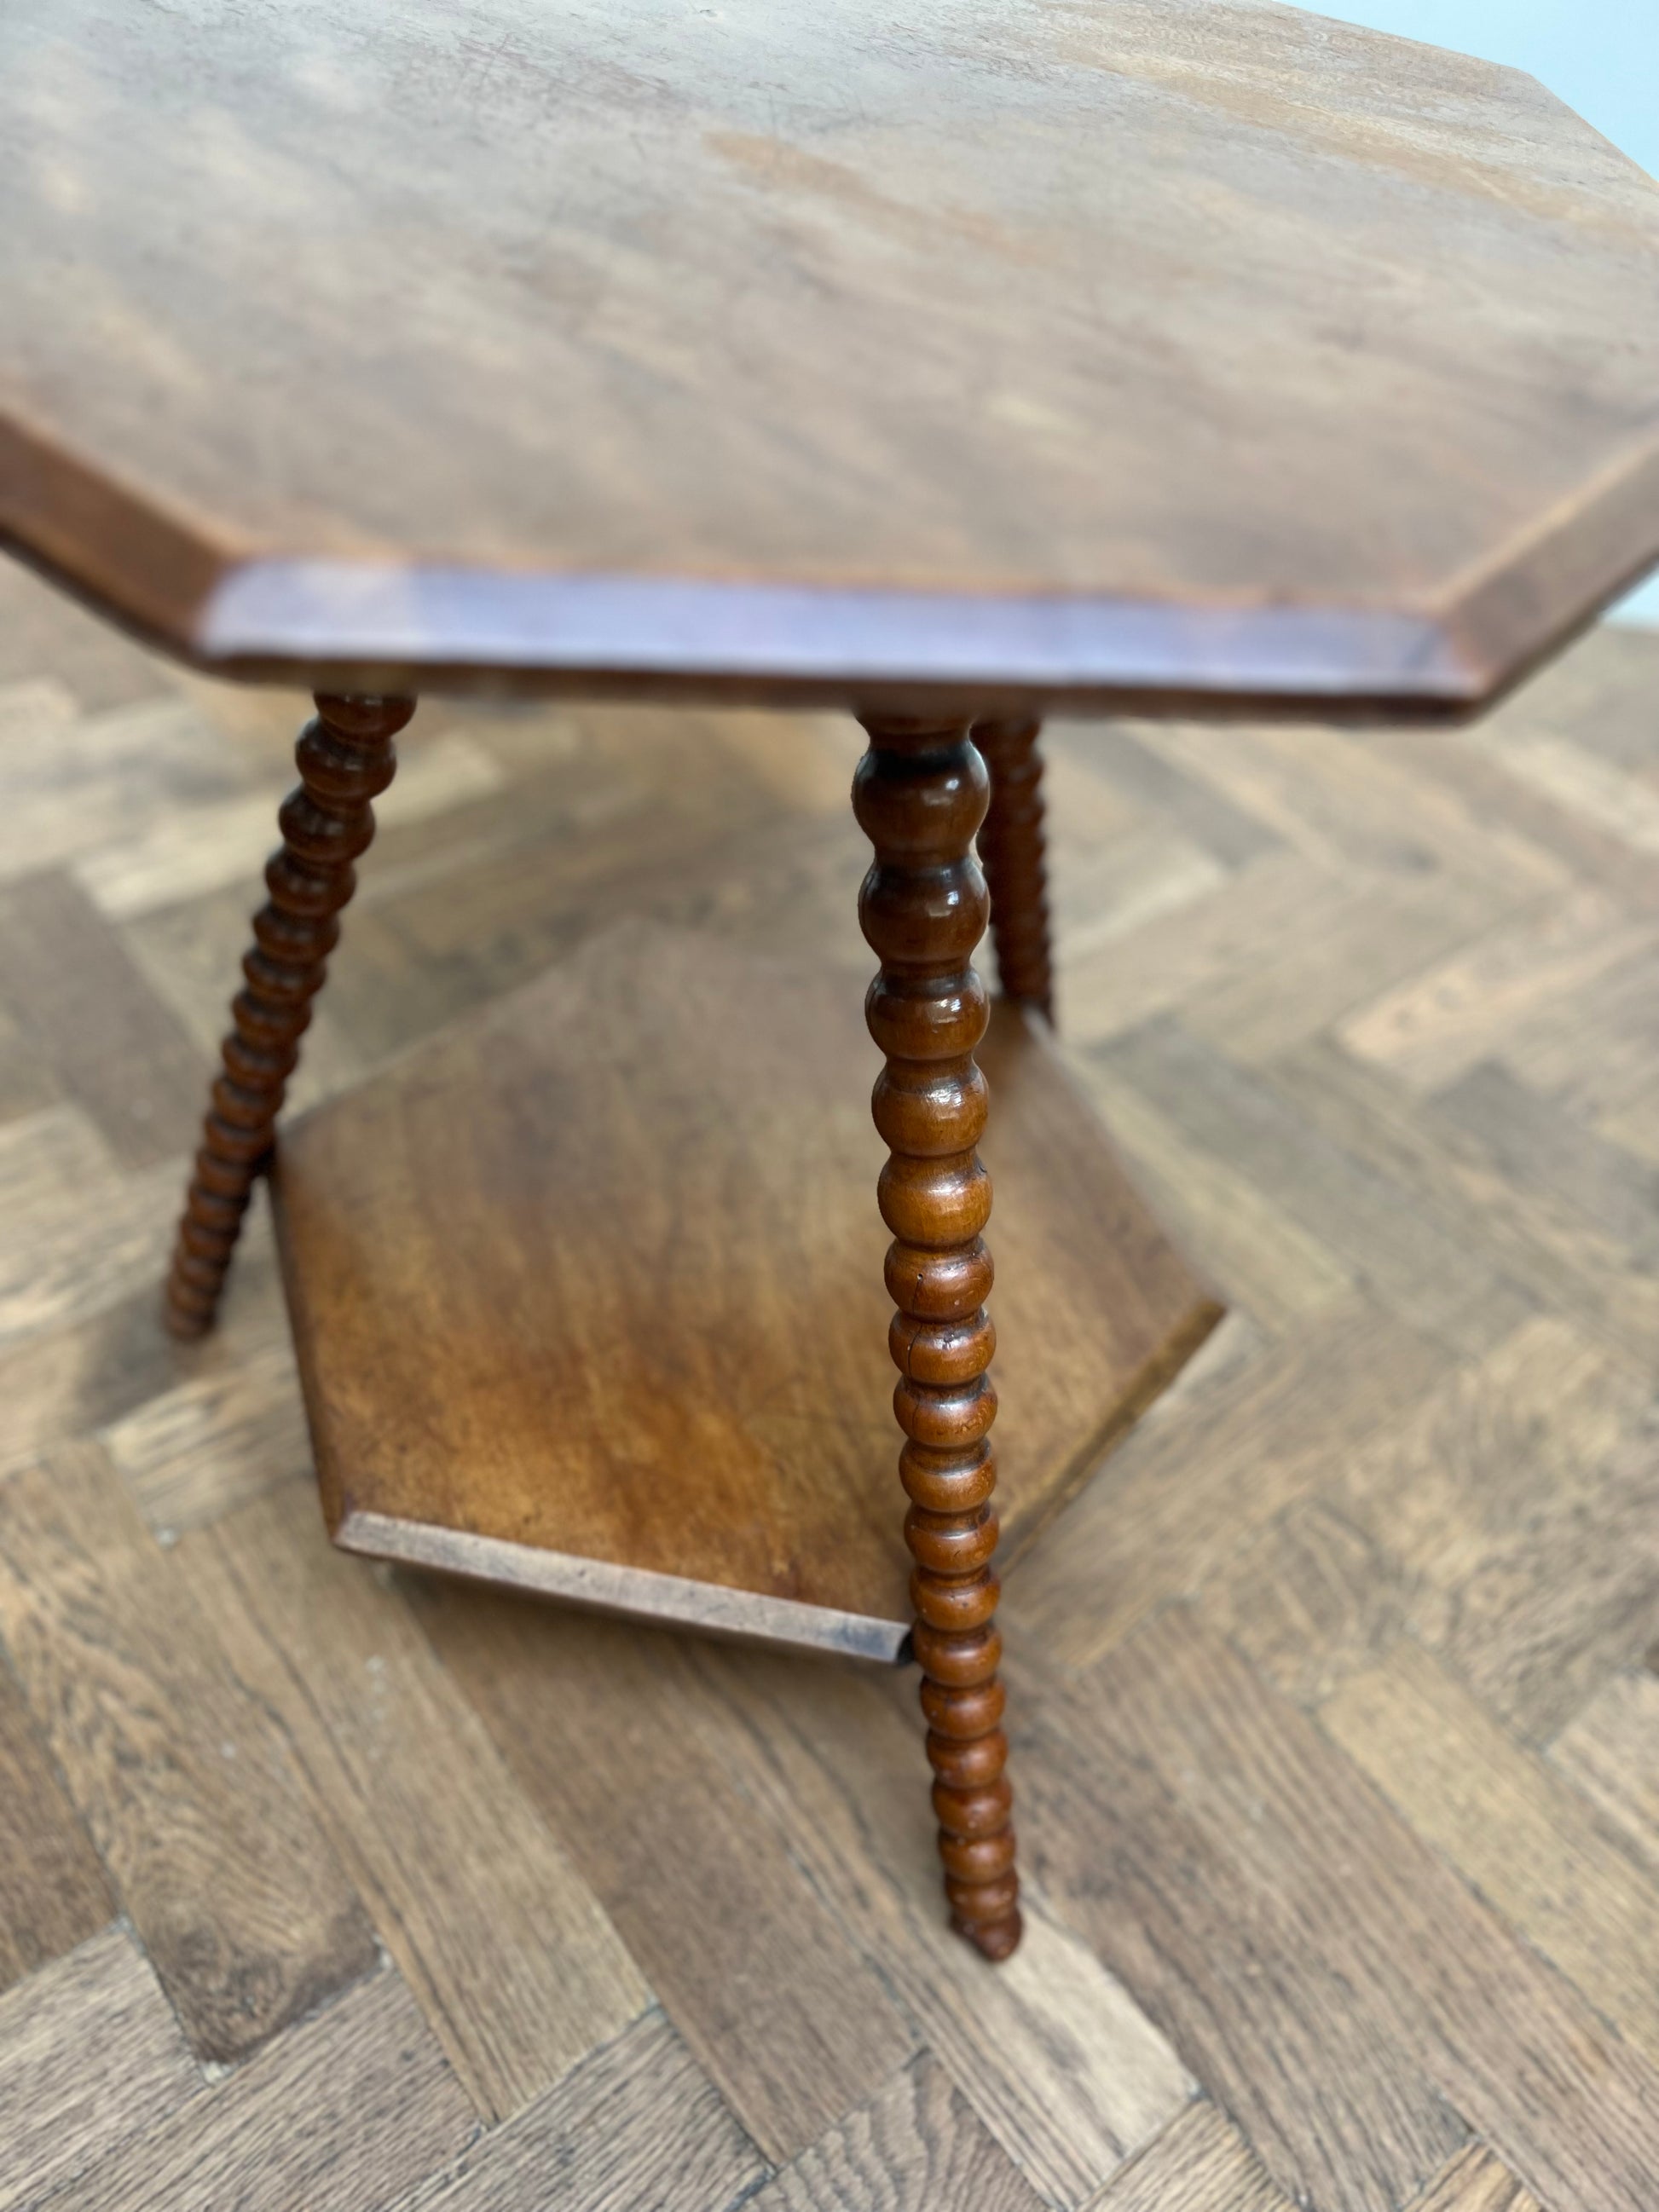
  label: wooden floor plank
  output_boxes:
[1050,719,1280,869]
[1095,1018,1535,1355]
[749,2054,1046,2212]
[1401,2146,1546,2212]
[177,1480,651,2122]
[697,1640,1192,2207]
[0,1928,199,2212]
[1181,875,1499,1067]
[388,2011,762,2212]
[1140,714,1566,902]
[0,1444,377,2063]
[1337,886,1652,1094]
[0,694,263,890]
[1088,2100,1293,2212]
[0,1250,275,1484]
[1387,722,1659,916]
[72,731,503,923]
[1059,848,1355,1046]
[0,1667,112,1994]
[0,1102,126,1229]
[1203,1496,1418,1711]
[62,1968,475,2212]
[0,549,168,703]
[315,750,790,1065]
[1265,1034,1659,1372]
[1321,1637,1659,2066]
[1493,623,1659,777]
[0,996,57,1124]
[1009,1299,1450,1673]
[1550,1670,1659,1869]
[1496,933,1659,1127]
[1334,1314,1659,1741]
[1023,1667,1468,2210]
[0,873,207,1169]
[1021,1608,1659,2212]
[415,1583,915,2165]
[0,1119,181,1349]
[1047,823,1227,972]
[1429,1059,1659,1262]
[1070,1059,1355,1336]
[1465,722,1659,861]
[99,1332,311,1537]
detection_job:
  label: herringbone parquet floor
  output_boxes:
[3,545,1659,2211]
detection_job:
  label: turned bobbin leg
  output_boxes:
[853,712,1021,1962]
[163,693,415,1338]
[973,717,1054,1024]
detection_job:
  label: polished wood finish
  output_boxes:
[269,921,1222,1660]
[3,3,1658,708]
[853,713,1019,1959]
[975,718,1054,1023]
[9,573,1659,2199]
[163,693,412,1337]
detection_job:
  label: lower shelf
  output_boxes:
[273,920,1222,1660]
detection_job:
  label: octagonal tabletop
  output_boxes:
[2,0,1657,713]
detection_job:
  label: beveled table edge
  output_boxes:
[337,1509,911,1663]
[197,557,1476,703]
[6,405,1657,715]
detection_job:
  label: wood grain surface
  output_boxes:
[1093,2100,1293,2212]
[1552,1670,1659,1865]
[0,1670,112,1995]
[1402,2146,1546,2212]
[273,921,1219,1652]
[178,1478,650,2122]
[385,2012,764,2212]
[3,0,1657,705]
[1322,1637,1659,2065]
[1021,1610,1659,2212]
[749,2053,1046,2212]
[694,1637,1191,2204]
[0,1442,378,2062]
[419,1586,916,2166]
[0,1930,198,2212]
[66,1969,476,2212]
[0,872,204,1170]
[3,566,1659,2208]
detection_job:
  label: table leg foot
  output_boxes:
[854,710,1022,1963]
[974,716,1054,1025]
[163,693,413,1338]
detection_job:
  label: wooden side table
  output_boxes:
[3,0,1656,1963]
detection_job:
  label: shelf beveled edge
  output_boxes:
[336,1510,910,1663]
